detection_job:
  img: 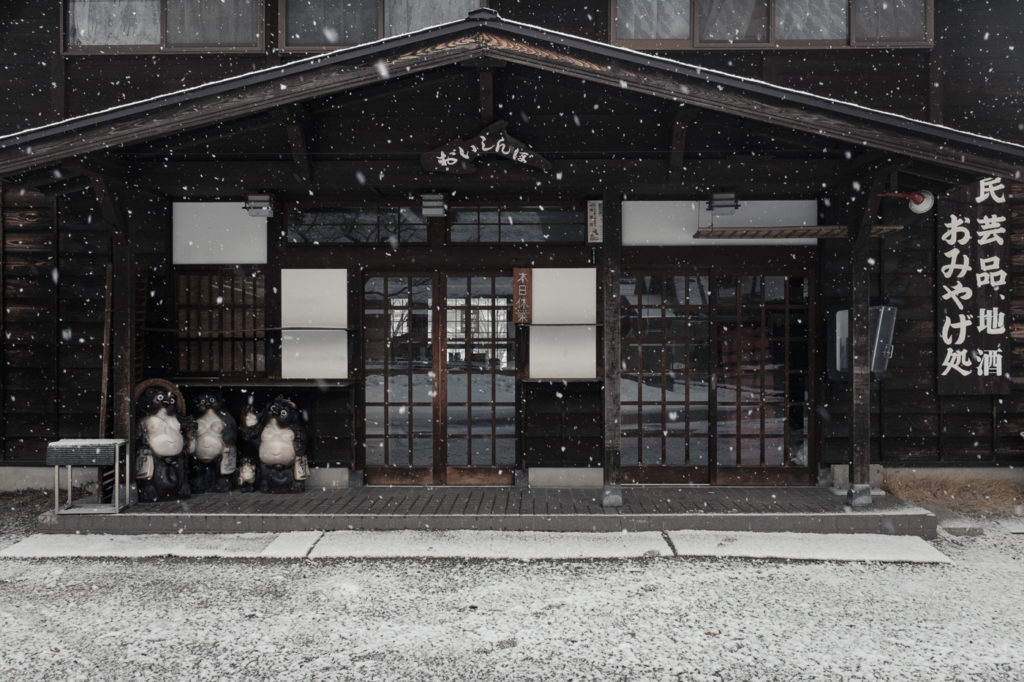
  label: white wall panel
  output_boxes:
[528,325,597,379]
[623,200,817,246]
[280,269,349,379]
[531,268,596,324]
[172,202,267,264]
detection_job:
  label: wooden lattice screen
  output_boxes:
[175,267,267,376]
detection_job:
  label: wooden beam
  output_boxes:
[667,107,699,183]
[129,157,849,197]
[1,32,1019,180]
[285,110,313,187]
[846,171,888,507]
[479,68,495,127]
[602,190,623,504]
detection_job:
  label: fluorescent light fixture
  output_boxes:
[707,192,739,215]
[243,194,273,218]
[421,193,446,217]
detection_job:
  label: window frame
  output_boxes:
[62,0,266,55]
[278,0,488,52]
[610,0,934,50]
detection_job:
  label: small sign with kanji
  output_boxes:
[513,268,532,325]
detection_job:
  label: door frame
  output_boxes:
[618,263,817,486]
[360,271,518,485]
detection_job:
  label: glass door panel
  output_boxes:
[363,275,434,482]
[444,275,516,483]
[621,269,813,484]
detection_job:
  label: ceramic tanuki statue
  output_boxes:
[135,386,191,502]
[188,392,238,493]
[243,396,309,493]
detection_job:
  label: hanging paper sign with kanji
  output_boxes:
[513,268,532,325]
[936,177,1012,395]
[422,121,552,175]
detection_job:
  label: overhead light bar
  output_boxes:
[243,194,274,218]
[421,193,446,217]
[706,192,740,215]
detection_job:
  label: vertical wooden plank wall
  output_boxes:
[820,183,1024,469]
[1,188,59,463]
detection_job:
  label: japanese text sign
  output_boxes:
[512,268,532,325]
[936,177,1011,395]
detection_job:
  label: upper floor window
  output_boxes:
[612,0,931,49]
[283,0,482,50]
[65,0,263,53]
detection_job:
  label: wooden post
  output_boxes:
[602,190,623,507]
[847,174,886,507]
[89,177,136,451]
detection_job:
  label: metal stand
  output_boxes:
[46,439,129,514]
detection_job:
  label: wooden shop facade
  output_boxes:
[1,3,1024,501]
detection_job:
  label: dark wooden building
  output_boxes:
[1,1,1023,503]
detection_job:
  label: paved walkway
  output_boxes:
[41,486,937,536]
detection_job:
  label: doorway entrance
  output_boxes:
[362,273,516,484]
[619,269,814,485]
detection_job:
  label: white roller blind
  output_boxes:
[281,269,348,379]
[172,202,267,264]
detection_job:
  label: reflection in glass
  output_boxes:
[412,438,433,467]
[690,438,709,466]
[447,373,467,403]
[615,0,690,40]
[365,439,385,466]
[365,406,385,435]
[665,438,686,466]
[471,438,493,466]
[495,439,515,467]
[388,438,409,465]
[622,438,639,466]
[775,0,846,40]
[447,438,468,466]
[447,406,468,435]
[699,0,769,42]
[855,0,926,41]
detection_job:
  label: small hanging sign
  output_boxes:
[422,121,552,175]
[587,200,604,243]
[513,268,532,325]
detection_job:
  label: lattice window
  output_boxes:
[175,267,267,376]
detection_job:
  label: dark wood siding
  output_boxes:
[820,183,1024,468]
[1,188,59,463]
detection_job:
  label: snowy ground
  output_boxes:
[1,493,1023,681]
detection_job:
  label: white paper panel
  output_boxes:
[623,200,818,246]
[281,269,347,329]
[172,202,267,264]
[531,268,596,324]
[281,331,348,379]
[529,326,596,379]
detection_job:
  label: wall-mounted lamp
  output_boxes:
[243,194,274,218]
[707,192,740,216]
[421,193,446,217]
[878,190,935,215]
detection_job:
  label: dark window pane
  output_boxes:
[616,0,690,40]
[385,0,478,36]
[68,0,160,46]
[776,0,847,40]
[286,0,378,45]
[699,0,769,43]
[855,0,927,41]
[167,0,260,47]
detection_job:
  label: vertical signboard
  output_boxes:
[936,177,1011,394]
[513,268,531,324]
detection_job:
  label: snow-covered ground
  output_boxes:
[0,497,1022,680]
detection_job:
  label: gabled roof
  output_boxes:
[1,8,1022,180]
